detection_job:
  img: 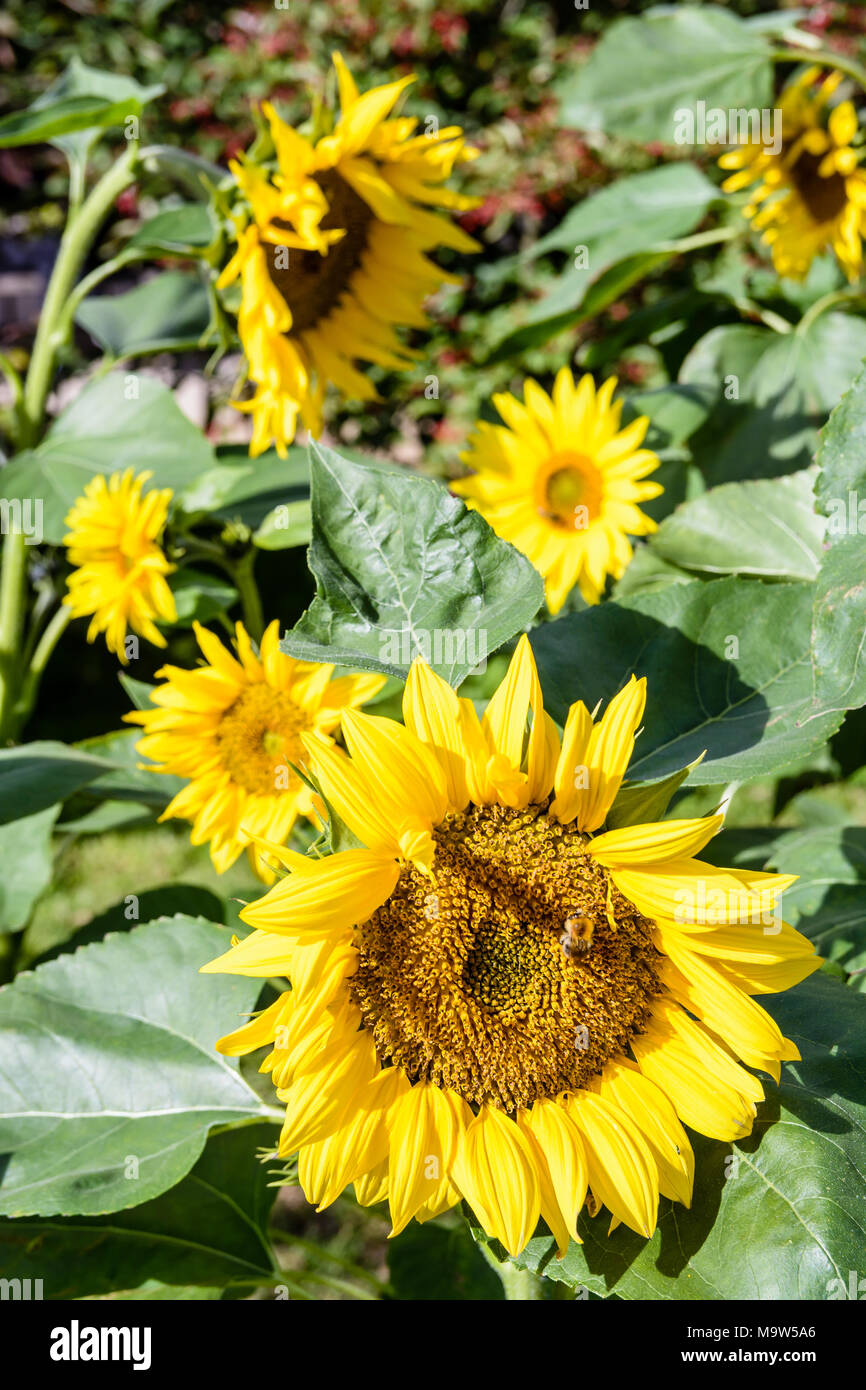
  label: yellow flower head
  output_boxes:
[205,637,819,1257]
[719,66,866,281]
[63,468,176,663]
[217,52,480,456]
[125,619,385,880]
[454,368,662,614]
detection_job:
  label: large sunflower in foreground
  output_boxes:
[63,468,176,663]
[205,637,819,1257]
[125,620,384,879]
[217,53,479,456]
[719,66,866,281]
[453,368,662,614]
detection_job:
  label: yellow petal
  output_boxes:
[577,677,647,832]
[453,1104,541,1257]
[589,815,724,867]
[239,847,399,936]
[402,658,470,811]
[566,1090,659,1238]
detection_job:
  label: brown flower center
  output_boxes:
[789,148,848,224]
[350,802,661,1111]
[266,170,373,334]
[215,683,306,796]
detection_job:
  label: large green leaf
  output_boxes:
[0,916,270,1217]
[0,806,59,933]
[0,1123,278,1298]
[177,444,309,531]
[811,362,866,717]
[0,373,215,544]
[678,315,866,486]
[530,577,841,784]
[0,96,144,149]
[27,58,163,166]
[765,824,866,984]
[650,469,825,580]
[128,204,217,255]
[0,742,113,825]
[282,442,544,686]
[490,165,717,359]
[558,6,772,144]
[75,271,212,358]
[510,975,866,1299]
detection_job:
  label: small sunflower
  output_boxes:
[454,368,662,614]
[63,468,176,663]
[217,53,480,456]
[205,637,819,1257]
[719,66,866,281]
[125,620,385,879]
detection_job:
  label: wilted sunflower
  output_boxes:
[205,637,819,1257]
[63,468,176,663]
[719,66,866,281]
[217,52,479,456]
[125,620,384,879]
[454,368,662,614]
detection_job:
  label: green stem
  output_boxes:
[19,141,139,449]
[0,530,29,743]
[231,548,264,641]
[770,46,866,93]
[498,1263,545,1300]
[54,247,148,347]
[657,225,740,256]
[10,606,72,741]
[797,286,866,337]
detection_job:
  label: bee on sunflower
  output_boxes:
[718,66,866,281]
[63,468,177,663]
[125,620,385,880]
[453,367,662,614]
[204,636,819,1257]
[216,52,480,457]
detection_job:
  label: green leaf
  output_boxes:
[650,469,825,580]
[0,96,144,149]
[811,362,866,716]
[73,728,183,807]
[28,58,163,165]
[119,674,156,712]
[765,824,866,983]
[0,1123,278,1298]
[0,373,215,544]
[679,315,866,486]
[177,445,309,530]
[0,916,269,1217]
[128,204,217,255]
[254,500,312,550]
[512,975,866,1299]
[282,442,544,686]
[530,577,841,785]
[489,165,717,358]
[168,568,238,627]
[0,806,59,933]
[558,6,772,144]
[388,1221,504,1300]
[0,742,113,825]
[75,271,212,358]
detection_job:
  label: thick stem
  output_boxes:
[498,1263,545,1300]
[232,548,265,642]
[770,46,866,93]
[9,605,71,741]
[19,142,139,449]
[0,530,29,742]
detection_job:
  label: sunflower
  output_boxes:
[453,368,662,614]
[204,637,819,1257]
[125,620,385,880]
[63,468,176,663]
[718,66,866,281]
[217,53,480,457]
